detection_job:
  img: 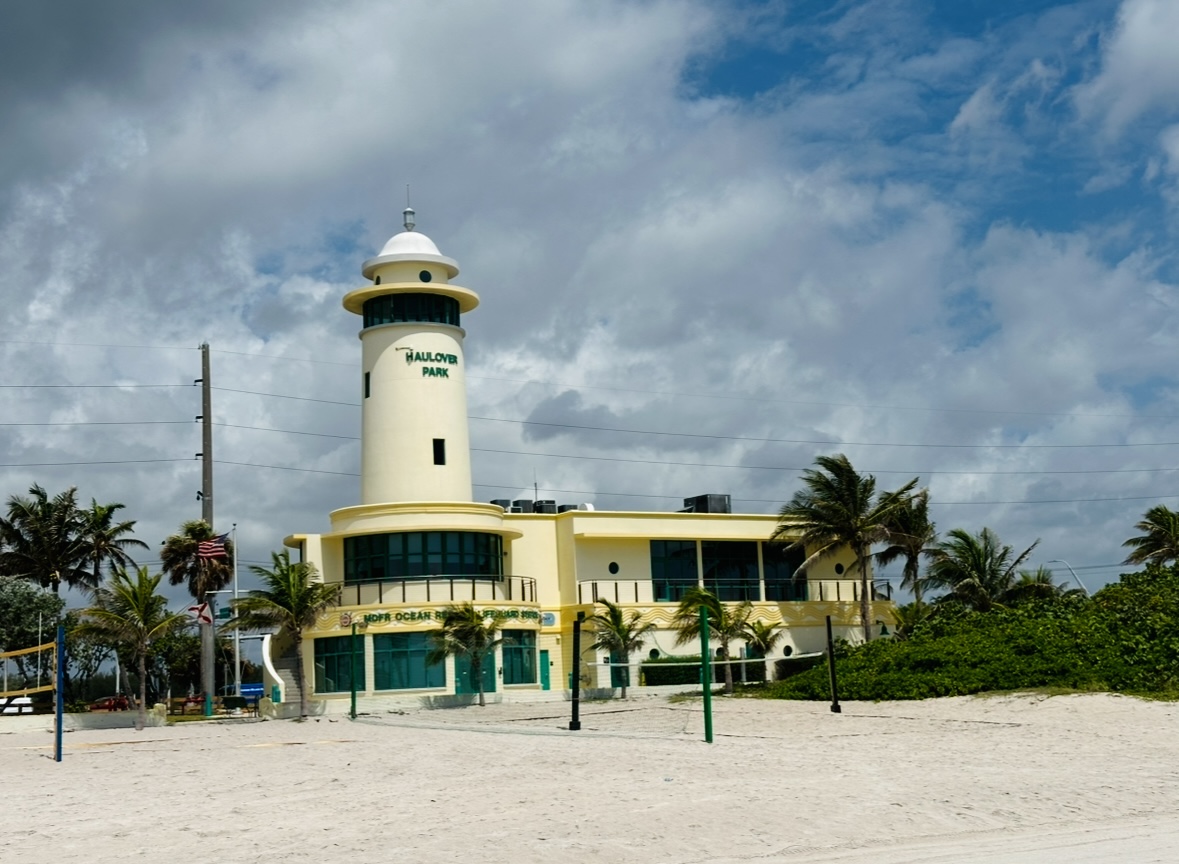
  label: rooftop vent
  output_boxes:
[680,494,731,514]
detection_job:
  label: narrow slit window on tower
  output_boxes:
[364,372,371,398]
[433,438,446,465]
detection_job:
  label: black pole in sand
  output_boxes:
[826,614,842,714]
[570,611,585,731]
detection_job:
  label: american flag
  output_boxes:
[197,533,230,560]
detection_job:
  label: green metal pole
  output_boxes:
[350,622,358,720]
[700,605,713,744]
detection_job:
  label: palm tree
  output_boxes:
[890,601,933,640]
[76,566,189,730]
[160,520,234,604]
[426,603,506,707]
[875,488,937,605]
[81,500,148,587]
[586,599,656,699]
[671,586,752,694]
[773,454,918,642]
[220,550,337,719]
[1000,566,1076,605]
[741,619,784,683]
[925,527,1039,612]
[1122,505,1179,568]
[0,484,91,594]
[160,520,234,708]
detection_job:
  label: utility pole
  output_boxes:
[197,342,215,713]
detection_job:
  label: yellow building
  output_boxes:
[266,211,893,711]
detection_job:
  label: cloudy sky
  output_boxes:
[3,0,1178,606]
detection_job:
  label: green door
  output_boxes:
[454,654,497,695]
[539,650,551,690]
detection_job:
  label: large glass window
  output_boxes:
[344,531,504,582]
[650,540,698,602]
[363,293,460,328]
[702,541,760,601]
[502,630,537,685]
[763,542,807,601]
[373,633,445,690]
[314,636,363,694]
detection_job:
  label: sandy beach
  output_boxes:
[2,692,1177,863]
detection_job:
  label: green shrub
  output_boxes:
[765,564,1179,701]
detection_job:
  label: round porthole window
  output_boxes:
[835,563,845,575]
[648,649,660,660]
[608,562,619,575]
[419,270,432,282]
[782,645,793,657]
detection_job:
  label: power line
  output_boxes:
[0,339,194,352]
[210,348,352,367]
[213,422,357,440]
[211,387,357,406]
[467,375,1179,421]
[470,416,1179,450]
[0,459,191,468]
[469,447,1179,476]
[0,421,191,428]
[0,384,190,389]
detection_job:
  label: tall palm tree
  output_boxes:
[220,550,337,719]
[81,500,149,587]
[160,520,234,604]
[586,599,656,699]
[671,586,752,694]
[875,488,937,605]
[76,566,189,730]
[160,520,234,708]
[773,454,918,642]
[1122,505,1179,568]
[0,484,91,595]
[426,603,506,707]
[924,527,1039,612]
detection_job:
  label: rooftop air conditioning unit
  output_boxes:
[557,504,578,513]
[507,506,524,513]
[534,500,557,514]
[490,499,512,510]
[683,494,731,514]
[511,499,535,514]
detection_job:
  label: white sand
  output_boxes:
[2,692,1177,863]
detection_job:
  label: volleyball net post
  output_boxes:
[825,614,841,714]
[55,625,64,762]
[700,606,713,744]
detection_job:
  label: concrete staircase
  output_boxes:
[272,656,303,709]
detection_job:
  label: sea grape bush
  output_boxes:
[766,564,1179,701]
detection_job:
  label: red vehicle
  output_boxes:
[89,695,130,712]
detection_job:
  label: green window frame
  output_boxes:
[362,293,460,328]
[373,633,445,690]
[701,540,759,602]
[502,630,536,685]
[314,636,363,694]
[344,531,504,582]
[650,540,698,602]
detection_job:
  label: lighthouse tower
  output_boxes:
[342,209,479,504]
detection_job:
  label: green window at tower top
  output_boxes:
[344,531,504,582]
[362,293,460,328]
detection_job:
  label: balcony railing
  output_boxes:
[336,575,537,607]
[576,579,892,605]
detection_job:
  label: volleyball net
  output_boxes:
[1,641,57,712]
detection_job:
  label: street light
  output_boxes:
[1047,559,1091,597]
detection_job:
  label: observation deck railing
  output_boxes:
[337,575,537,607]
[575,578,892,605]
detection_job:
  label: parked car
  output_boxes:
[89,695,130,712]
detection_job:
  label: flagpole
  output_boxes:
[233,523,241,698]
